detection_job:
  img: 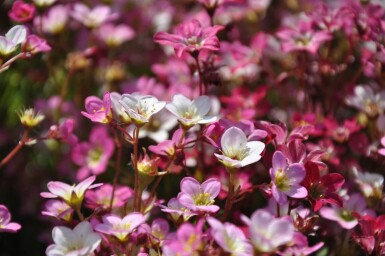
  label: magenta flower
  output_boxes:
[379,137,385,156]
[241,209,294,253]
[22,35,51,54]
[72,126,114,180]
[71,4,117,29]
[154,19,224,57]
[0,205,21,233]
[214,127,265,169]
[47,118,78,146]
[207,217,253,256]
[95,212,145,241]
[277,22,332,55]
[177,177,221,213]
[8,0,36,23]
[270,151,307,205]
[40,176,102,208]
[81,92,112,124]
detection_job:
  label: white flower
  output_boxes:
[345,85,385,118]
[46,221,101,256]
[166,94,216,128]
[0,25,27,56]
[120,93,166,126]
[32,0,57,7]
[352,168,384,198]
[214,127,265,168]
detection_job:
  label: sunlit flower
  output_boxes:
[95,212,145,241]
[32,0,56,7]
[352,168,384,200]
[166,94,216,129]
[96,23,135,47]
[46,221,101,256]
[71,4,117,29]
[23,35,51,54]
[160,197,197,223]
[214,127,265,169]
[345,85,385,118]
[177,177,220,213]
[0,25,27,56]
[41,200,73,222]
[34,5,69,34]
[241,209,294,253]
[270,151,307,205]
[120,93,166,126]
[40,176,102,208]
[85,184,132,210]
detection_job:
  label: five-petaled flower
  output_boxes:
[177,177,221,213]
[153,19,224,57]
[270,151,307,205]
[214,127,265,169]
[81,92,112,124]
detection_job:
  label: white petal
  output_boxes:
[6,25,27,45]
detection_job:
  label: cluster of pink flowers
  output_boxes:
[1,0,385,255]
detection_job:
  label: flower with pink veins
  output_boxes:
[0,205,21,233]
[96,23,135,48]
[270,151,307,205]
[0,25,27,56]
[177,177,221,213]
[81,92,112,124]
[120,93,166,127]
[320,193,375,229]
[41,200,73,222]
[8,1,36,23]
[214,127,265,169]
[277,22,332,55]
[72,126,114,180]
[153,19,224,57]
[207,217,253,256]
[95,212,145,242]
[40,176,102,208]
[166,94,216,129]
[23,35,51,54]
[71,4,117,29]
[241,209,294,253]
[46,221,101,256]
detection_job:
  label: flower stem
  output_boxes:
[222,168,235,221]
[109,129,122,211]
[0,129,29,169]
[193,54,204,95]
[133,126,140,211]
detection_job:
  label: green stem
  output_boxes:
[133,126,140,211]
[109,129,122,211]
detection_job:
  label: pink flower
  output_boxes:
[41,200,73,222]
[320,193,374,229]
[379,137,385,156]
[0,205,21,233]
[95,212,145,241]
[85,184,132,210]
[40,176,102,208]
[81,92,112,124]
[33,5,69,35]
[96,23,135,47]
[270,151,307,205]
[160,197,197,223]
[71,4,117,29]
[47,118,78,146]
[0,25,27,56]
[72,126,114,180]
[241,209,294,253]
[8,0,36,23]
[279,232,324,256]
[177,177,221,213]
[154,19,224,57]
[22,35,51,54]
[207,217,253,256]
[277,22,332,55]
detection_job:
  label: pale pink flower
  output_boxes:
[41,200,73,222]
[22,35,51,54]
[46,221,101,256]
[379,137,385,156]
[34,5,69,34]
[71,4,117,29]
[96,23,135,47]
[0,205,21,233]
[160,197,197,223]
[40,176,102,208]
[95,213,145,241]
[85,184,132,210]
[214,127,265,169]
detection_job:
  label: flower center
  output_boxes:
[193,192,213,206]
[87,146,104,168]
[275,168,289,191]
